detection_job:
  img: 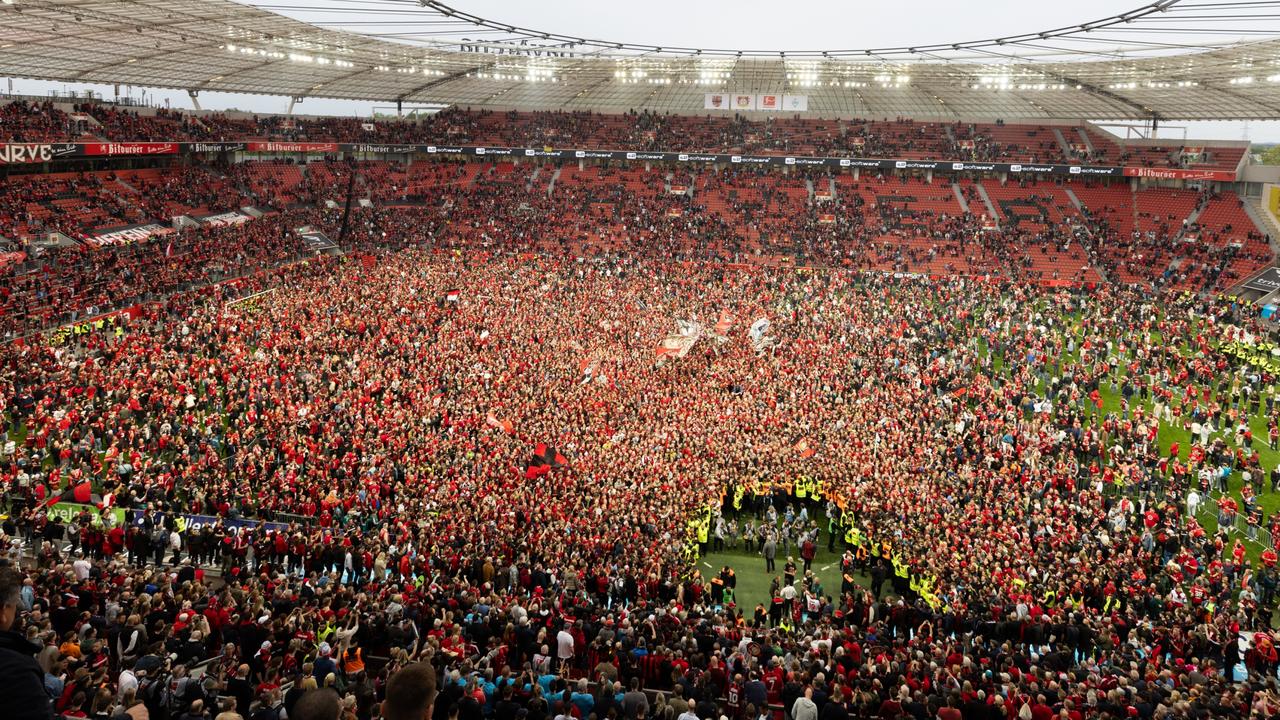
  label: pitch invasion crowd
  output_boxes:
[4,162,1267,344]
[5,242,1280,720]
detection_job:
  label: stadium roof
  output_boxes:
[7,0,1280,119]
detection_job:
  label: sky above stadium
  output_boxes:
[13,0,1280,143]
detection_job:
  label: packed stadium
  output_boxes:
[12,0,1280,718]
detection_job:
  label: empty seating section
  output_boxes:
[0,171,135,238]
[966,124,1061,163]
[1135,188,1199,236]
[1173,191,1274,292]
[238,162,306,207]
[119,167,243,219]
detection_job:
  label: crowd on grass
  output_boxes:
[5,237,1280,719]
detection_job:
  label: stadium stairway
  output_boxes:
[1075,127,1096,155]
[973,182,1000,228]
[804,177,815,204]
[1244,198,1280,246]
[951,183,970,213]
[1062,186,1085,213]
[1052,128,1074,158]
[1176,201,1206,242]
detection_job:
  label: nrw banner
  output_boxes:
[704,93,730,110]
[0,143,77,164]
[782,95,808,112]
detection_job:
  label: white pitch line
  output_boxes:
[821,563,834,571]
[703,561,714,569]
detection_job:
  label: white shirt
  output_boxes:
[73,558,92,580]
[556,629,575,660]
[117,669,138,699]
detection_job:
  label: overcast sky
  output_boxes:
[13,0,1280,143]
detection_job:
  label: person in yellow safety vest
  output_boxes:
[318,621,336,645]
[811,480,822,501]
[696,518,709,545]
[733,486,744,511]
[795,478,807,500]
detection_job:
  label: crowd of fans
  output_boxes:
[0,100,1275,719]
[0,99,1243,170]
[0,159,1270,341]
[2,227,1280,719]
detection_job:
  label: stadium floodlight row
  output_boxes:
[5,0,1280,119]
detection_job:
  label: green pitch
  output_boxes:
[698,510,862,611]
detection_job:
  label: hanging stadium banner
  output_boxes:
[187,142,247,154]
[1122,166,1236,181]
[348,143,418,154]
[756,94,782,111]
[13,139,1237,181]
[197,211,250,227]
[0,142,78,164]
[732,94,757,111]
[246,141,339,153]
[88,223,174,247]
[704,93,730,110]
[782,95,809,112]
[80,142,178,157]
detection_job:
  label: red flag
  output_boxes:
[73,481,92,504]
[485,412,514,434]
[714,311,733,336]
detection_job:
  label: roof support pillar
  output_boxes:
[187,90,201,112]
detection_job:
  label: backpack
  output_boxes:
[140,674,173,720]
